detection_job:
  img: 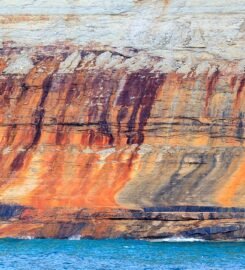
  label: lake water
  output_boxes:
[0,238,244,270]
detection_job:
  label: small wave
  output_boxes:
[16,236,34,240]
[233,239,245,242]
[68,235,81,240]
[147,236,205,242]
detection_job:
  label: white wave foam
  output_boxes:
[16,236,34,240]
[147,236,205,242]
[68,235,81,240]
[234,239,245,242]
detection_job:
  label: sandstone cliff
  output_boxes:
[0,0,244,240]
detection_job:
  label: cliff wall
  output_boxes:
[0,0,244,239]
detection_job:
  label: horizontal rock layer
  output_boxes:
[0,205,244,240]
[0,0,244,239]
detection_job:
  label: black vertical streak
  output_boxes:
[10,75,53,171]
[117,71,165,145]
[88,73,116,146]
[237,113,244,140]
[98,74,116,146]
[236,77,245,100]
[32,75,53,146]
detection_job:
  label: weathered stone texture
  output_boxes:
[0,0,244,239]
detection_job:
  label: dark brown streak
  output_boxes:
[117,71,165,145]
[10,75,53,171]
[236,77,245,101]
[205,69,220,114]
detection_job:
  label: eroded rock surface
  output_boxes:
[0,0,244,239]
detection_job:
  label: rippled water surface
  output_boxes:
[0,238,244,270]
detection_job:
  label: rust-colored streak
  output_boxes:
[64,15,80,23]
[230,76,237,91]
[217,155,245,206]
[0,59,7,73]
[116,72,165,144]
[232,76,245,116]
[0,57,61,205]
[0,15,50,24]
[205,69,220,114]
[20,133,139,209]
[10,58,59,172]
[236,77,245,103]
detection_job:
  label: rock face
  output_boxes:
[0,0,244,240]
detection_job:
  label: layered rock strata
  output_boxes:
[0,0,244,239]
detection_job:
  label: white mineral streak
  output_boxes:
[58,51,81,73]
[0,0,244,72]
[95,52,124,69]
[2,147,12,155]
[3,54,34,74]
[97,148,116,161]
[137,145,153,155]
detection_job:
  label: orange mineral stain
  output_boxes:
[11,127,139,209]
[0,46,244,235]
[217,156,245,206]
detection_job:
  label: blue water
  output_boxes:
[0,239,244,270]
